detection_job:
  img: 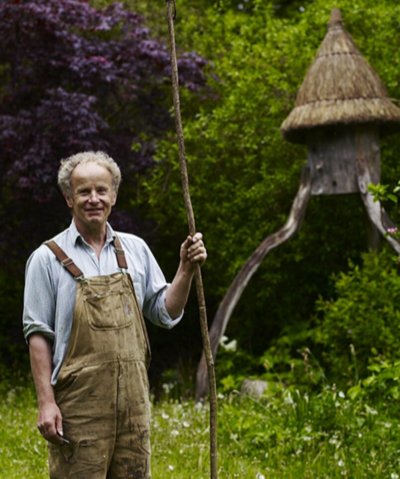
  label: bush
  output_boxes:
[313,248,400,385]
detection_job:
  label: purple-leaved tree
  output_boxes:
[0,0,206,249]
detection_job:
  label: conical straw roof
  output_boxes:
[281,8,400,143]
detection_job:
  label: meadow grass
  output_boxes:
[1,380,400,478]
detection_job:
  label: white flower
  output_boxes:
[390,473,399,479]
[338,391,345,398]
[162,383,174,394]
[220,335,237,352]
[365,405,378,415]
[161,412,170,420]
[338,459,345,468]
[170,429,179,437]
[168,465,174,471]
[284,392,294,405]
[256,474,266,479]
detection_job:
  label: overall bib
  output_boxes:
[46,238,151,479]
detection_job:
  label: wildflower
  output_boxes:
[161,412,170,420]
[283,391,294,405]
[338,391,345,398]
[170,429,179,437]
[182,421,190,428]
[329,435,337,444]
[387,227,398,235]
[168,465,174,471]
[390,473,399,479]
[365,404,378,415]
[220,335,237,352]
[338,459,345,467]
[162,383,174,394]
[256,474,265,479]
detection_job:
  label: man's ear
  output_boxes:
[64,194,73,208]
[112,191,118,206]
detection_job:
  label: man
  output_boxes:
[23,151,206,478]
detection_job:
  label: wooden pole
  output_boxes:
[166,2,218,478]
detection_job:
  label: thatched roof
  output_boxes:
[281,8,400,143]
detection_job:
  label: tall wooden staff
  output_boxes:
[166,1,218,478]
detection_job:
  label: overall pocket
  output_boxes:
[84,289,134,330]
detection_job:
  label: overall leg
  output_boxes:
[49,362,118,479]
[107,361,151,479]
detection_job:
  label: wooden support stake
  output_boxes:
[196,167,312,399]
[166,2,218,478]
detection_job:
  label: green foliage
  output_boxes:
[215,336,261,392]
[348,358,400,404]
[368,182,400,204]
[4,380,400,478]
[260,324,327,389]
[312,248,400,384]
[7,0,400,390]
[137,0,400,364]
[0,383,48,479]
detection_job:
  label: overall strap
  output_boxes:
[44,241,84,280]
[113,236,128,270]
[45,236,128,277]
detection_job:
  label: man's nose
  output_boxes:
[88,190,100,202]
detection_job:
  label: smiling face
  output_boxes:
[65,161,117,235]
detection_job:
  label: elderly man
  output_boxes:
[23,151,206,478]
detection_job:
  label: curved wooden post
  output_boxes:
[355,131,400,253]
[196,167,312,400]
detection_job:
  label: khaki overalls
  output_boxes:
[46,237,151,479]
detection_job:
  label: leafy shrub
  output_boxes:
[312,248,400,385]
[348,358,400,409]
[260,324,327,390]
[215,336,262,393]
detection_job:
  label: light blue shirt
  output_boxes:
[23,221,182,384]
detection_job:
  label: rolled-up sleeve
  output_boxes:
[140,242,183,329]
[23,247,56,342]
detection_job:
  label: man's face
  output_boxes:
[65,161,117,231]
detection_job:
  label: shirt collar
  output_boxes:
[68,220,116,247]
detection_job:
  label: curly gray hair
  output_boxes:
[58,151,122,197]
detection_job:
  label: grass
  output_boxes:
[1,379,400,478]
